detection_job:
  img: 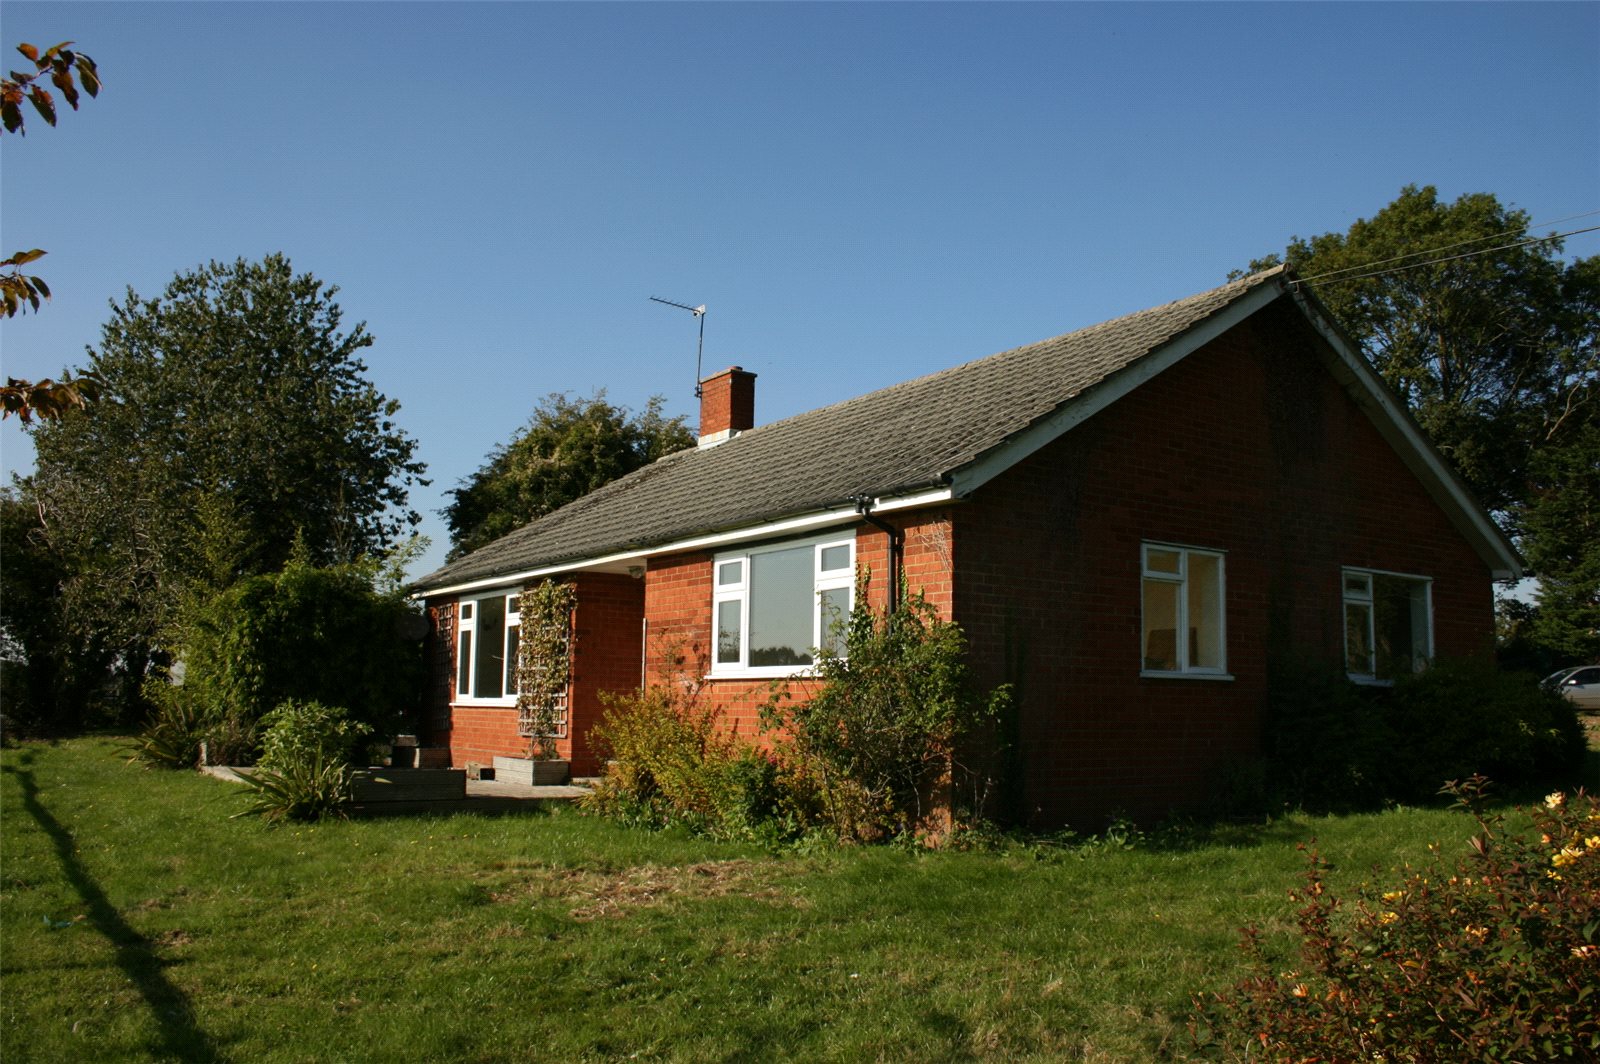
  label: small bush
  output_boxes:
[129,689,207,769]
[1193,778,1600,1061]
[1264,657,1585,810]
[763,584,1010,841]
[235,753,354,824]
[257,700,373,772]
[583,685,815,840]
[1264,656,1394,812]
[1386,658,1584,801]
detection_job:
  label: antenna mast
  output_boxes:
[649,296,707,397]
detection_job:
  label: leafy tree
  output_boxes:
[1519,397,1600,662]
[445,391,692,558]
[1243,185,1598,519]
[2,41,104,421]
[11,255,425,728]
[1243,186,1600,660]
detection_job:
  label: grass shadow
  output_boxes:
[3,755,223,1062]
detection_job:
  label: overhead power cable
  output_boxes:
[1297,224,1600,287]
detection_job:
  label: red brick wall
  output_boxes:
[641,511,958,740]
[426,575,646,775]
[954,300,1496,829]
[567,572,645,775]
[699,367,756,439]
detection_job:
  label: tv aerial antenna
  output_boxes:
[650,296,707,398]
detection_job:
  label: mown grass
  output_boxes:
[3,736,1487,1062]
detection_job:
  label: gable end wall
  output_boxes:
[954,300,1495,829]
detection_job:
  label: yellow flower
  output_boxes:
[1381,891,1405,903]
[1585,835,1600,851]
[1572,945,1599,960]
[1464,925,1488,941]
[1546,792,1567,809]
[1378,911,1400,926]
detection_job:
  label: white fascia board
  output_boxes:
[948,279,1286,499]
[414,486,956,600]
[1289,288,1523,581]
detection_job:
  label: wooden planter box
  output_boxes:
[491,756,570,786]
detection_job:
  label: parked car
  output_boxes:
[1542,666,1600,712]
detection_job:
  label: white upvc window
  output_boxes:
[455,590,521,704]
[1342,568,1432,683]
[711,534,855,678]
[1140,542,1228,677]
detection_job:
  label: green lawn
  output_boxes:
[3,736,1484,1063]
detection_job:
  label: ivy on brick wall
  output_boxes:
[516,580,576,759]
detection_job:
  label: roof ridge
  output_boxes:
[711,266,1288,448]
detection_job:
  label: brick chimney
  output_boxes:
[698,366,756,446]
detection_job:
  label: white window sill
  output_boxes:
[1139,670,1235,682]
[708,665,824,682]
[452,697,520,708]
[1347,674,1396,688]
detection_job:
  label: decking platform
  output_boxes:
[199,764,592,816]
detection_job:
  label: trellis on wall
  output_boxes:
[515,580,576,759]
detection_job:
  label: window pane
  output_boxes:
[1343,572,1371,598]
[819,544,850,572]
[1142,578,1179,671]
[1188,553,1222,669]
[507,594,520,615]
[1145,548,1181,575]
[504,623,520,695]
[459,602,473,621]
[1374,575,1421,679]
[456,631,472,695]
[750,545,814,667]
[818,587,850,657]
[1345,601,1373,675]
[716,600,742,665]
[717,560,742,587]
[474,594,505,698]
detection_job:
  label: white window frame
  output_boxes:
[454,589,522,705]
[711,533,855,679]
[1341,567,1433,685]
[1139,542,1230,679]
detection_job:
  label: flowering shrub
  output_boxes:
[1193,778,1600,1061]
[582,684,818,840]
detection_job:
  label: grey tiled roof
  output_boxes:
[415,267,1289,591]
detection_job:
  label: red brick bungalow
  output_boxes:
[410,267,1521,827]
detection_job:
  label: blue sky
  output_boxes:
[3,1,1597,578]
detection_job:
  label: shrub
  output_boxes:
[1386,658,1584,801]
[763,584,1010,841]
[129,687,207,769]
[583,684,816,840]
[1264,657,1585,810]
[180,557,424,739]
[235,752,354,824]
[1193,778,1600,1061]
[257,700,373,772]
[1263,656,1394,812]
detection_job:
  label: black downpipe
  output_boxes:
[853,495,903,614]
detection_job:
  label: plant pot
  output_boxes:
[491,756,570,786]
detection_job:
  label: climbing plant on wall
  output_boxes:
[515,580,575,760]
